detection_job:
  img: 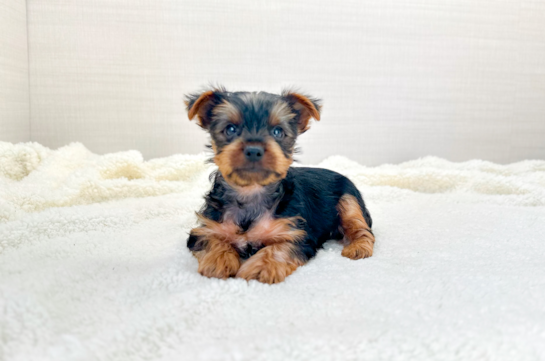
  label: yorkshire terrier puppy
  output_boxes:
[185,86,375,284]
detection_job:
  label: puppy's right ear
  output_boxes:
[185,90,222,129]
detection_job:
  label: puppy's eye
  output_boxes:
[224,124,237,137]
[272,127,284,139]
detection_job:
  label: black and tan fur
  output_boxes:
[185,86,375,284]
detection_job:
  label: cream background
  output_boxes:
[0,0,29,143]
[2,0,545,164]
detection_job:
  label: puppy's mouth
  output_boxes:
[233,166,273,177]
[227,165,280,187]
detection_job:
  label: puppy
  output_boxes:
[186,87,375,284]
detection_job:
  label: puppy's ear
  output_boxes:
[282,90,322,134]
[185,88,223,129]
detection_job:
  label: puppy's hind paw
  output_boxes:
[341,240,373,260]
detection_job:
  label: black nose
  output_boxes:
[244,145,264,162]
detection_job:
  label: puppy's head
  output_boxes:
[185,87,321,188]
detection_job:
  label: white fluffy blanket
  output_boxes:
[1,142,544,361]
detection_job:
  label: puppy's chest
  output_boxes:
[223,200,268,231]
[221,204,265,257]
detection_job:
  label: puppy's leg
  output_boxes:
[236,216,308,284]
[236,242,306,284]
[188,220,241,279]
[198,237,240,279]
[337,194,375,260]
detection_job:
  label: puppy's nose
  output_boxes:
[244,145,264,162]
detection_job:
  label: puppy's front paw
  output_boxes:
[236,245,300,284]
[237,260,296,284]
[198,245,240,279]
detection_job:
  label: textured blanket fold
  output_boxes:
[1,142,544,361]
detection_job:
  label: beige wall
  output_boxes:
[0,0,29,143]
[9,0,545,164]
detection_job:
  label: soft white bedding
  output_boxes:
[1,142,544,360]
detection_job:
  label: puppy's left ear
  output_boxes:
[282,90,322,134]
[185,89,223,129]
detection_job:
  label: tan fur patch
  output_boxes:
[187,90,215,127]
[214,138,246,185]
[261,138,292,182]
[282,91,321,133]
[213,100,242,124]
[192,214,242,243]
[269,101,295,126]
[197,238,241,279]
[193,213,305,248]
[245,214,305,246]
[236,243,304,284]
[228,170,271,187]
[337,194,375,260]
